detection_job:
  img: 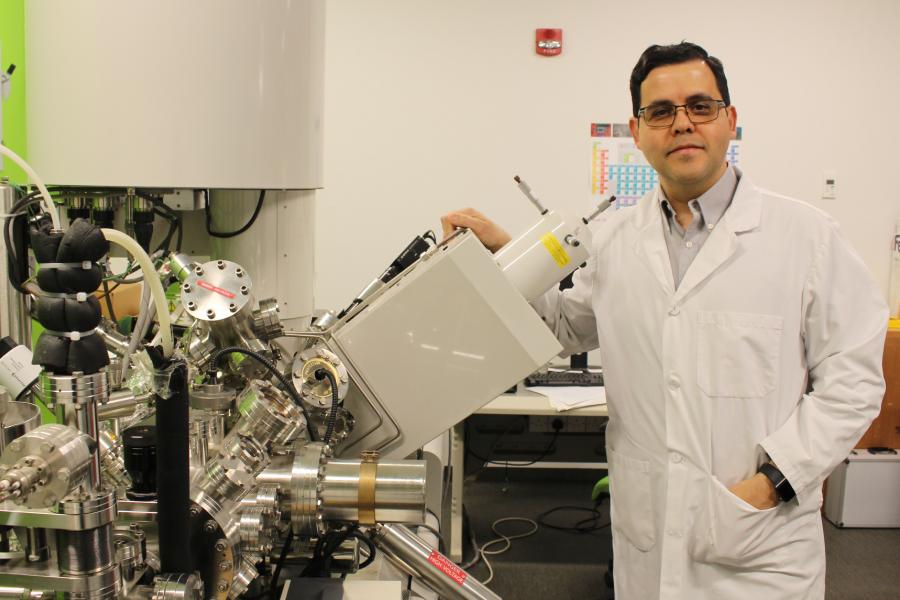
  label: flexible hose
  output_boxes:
[101,228,174,357]
[318,369,340,445]
[120,282,155,380]
[209,346,316,441]
[0,144,61,230]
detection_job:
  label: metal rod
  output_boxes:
[581,195,616,225]
[513,175,548,215]
[370,523,501,600]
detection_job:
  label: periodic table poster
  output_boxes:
[590,123,743,209]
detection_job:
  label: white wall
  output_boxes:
[317,0,900,311]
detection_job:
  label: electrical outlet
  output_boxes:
[822,171,837,200]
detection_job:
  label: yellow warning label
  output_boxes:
[540,232,570,268]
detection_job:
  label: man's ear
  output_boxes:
[726,105,738,139]
[629,117,641,147]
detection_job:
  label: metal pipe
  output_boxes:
[74,393,102,491]
[43,371,108,492]
[0,587,52,600]
[96,321,132,357]
[55,523,114,575]
[97,390,151,420]
[24,527,49,562]
[369,524,501,600]
[320,459,426,524]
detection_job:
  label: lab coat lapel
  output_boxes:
[672,176,763,305]
[632,189,676,296]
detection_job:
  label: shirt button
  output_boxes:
[667,374,680,390]
[707,224,715,231]
[670,452,683,464]
[685,241,693,248]
[669,306,680,316]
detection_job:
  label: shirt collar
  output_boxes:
[659,165,738,233]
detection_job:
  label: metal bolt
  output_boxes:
[216,582,228,593]
[229,303,237,312]
[187,301,197,310]
[240,286,248,295]
[183,283,192,292]
[207,309,216,319]
[214,540,227,552]
[218,561,231,571]
[195,267,204,276]
[203,520,218,533]
[57,469,70,482]
[235,268,243,277]
[40,442,55,453]
[189,505,201,517]
[217,261,226,270]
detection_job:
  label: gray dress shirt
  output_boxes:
[659,166,739,288]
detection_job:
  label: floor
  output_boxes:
[458,468,900,600]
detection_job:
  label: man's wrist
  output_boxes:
[753,472,779,506]
[757,462,796,502]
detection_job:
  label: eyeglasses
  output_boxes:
[638,99,726,128]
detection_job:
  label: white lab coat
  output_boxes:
[533,171,887,599]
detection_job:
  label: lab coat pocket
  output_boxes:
[697,311,783,398]
[607,447,655,551]
[689,477,785,568]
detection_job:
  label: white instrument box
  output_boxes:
[824,449,900,528]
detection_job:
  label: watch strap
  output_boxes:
[758,462,796,502]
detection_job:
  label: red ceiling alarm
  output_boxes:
[536,29,563,56]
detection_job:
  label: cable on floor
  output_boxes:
[473,517,539,585]
[536,503,611,534]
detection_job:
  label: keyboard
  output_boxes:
[525,369,604,387]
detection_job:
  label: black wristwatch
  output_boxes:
[758,462,796,503]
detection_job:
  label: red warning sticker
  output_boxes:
[427,550,467,585]
[197,280,236,299]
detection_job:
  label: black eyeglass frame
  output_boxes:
[637,99,727,128]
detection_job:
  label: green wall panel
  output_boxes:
[0,0,27,183]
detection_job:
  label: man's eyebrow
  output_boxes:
[644,93,716,108]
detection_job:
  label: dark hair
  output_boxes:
[629,42,730,117]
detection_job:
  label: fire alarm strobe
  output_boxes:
[536,29,563,56]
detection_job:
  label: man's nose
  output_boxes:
[672,106,694,133]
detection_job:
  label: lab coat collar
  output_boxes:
[632,166,762,302]
[719,167,762,235]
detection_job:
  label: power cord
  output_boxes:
[470,517,539,585]
[466,417,560,468]
[300,525,376,578]
[535,503,611,535]
[268,529,294,599]
[313,368,340,445]
[208,346,316,441]
[206,189,266,238]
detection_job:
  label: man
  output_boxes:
[442,43,887,599]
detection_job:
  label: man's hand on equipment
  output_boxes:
[728,473,778,510]
[440,208,512,254]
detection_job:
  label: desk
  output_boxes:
[447,388,609,561]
